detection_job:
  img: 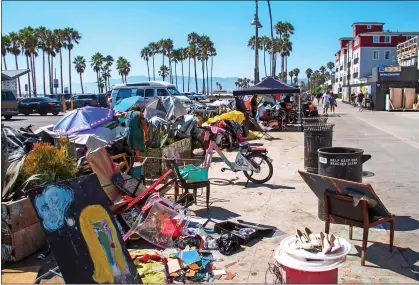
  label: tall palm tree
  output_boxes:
[53,29,65,94]
[1,35,10,70]
[63,28,81,95]
[97,77,105,93]
[90,52,104,93]
[35,27,48,95]
[271,37,282,79]
[327,61,335,73]
[171,49,179,88]
[275,21,294,80]
[288,70,294,84]
[209,46,216,95]
[116,56,130,83]
[104,55,114,91]
[148,42,158,80]
[164,39,174,83]
[158,65,169,81]
[141,46,151,81]
[313,70,320,89]
[178,48,187,92]
[260,36,270,77]
[293,68,300,84]
[73,56,86,94]
[44,30,57,94]
[305,68,313,91]
[19,27,37,96]
[7,32,22,95]
[319,66,326,75]
[279,35,292,82]
[102,65,111,92]
[186,46,193,92]
[187,32,200,93]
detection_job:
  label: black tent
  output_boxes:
[233,76,300,96]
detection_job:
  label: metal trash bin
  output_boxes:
[316,147,371,220]
[303,124,334,174]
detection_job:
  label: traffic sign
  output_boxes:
[54,79,59,88]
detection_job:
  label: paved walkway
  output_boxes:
[185,102,419,283]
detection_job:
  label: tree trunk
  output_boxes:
[162,55,165,81]
[147,59,150,81]
[206,59,209,95]
[210,56,213,95]
[51,56,54,94]
[263,49,267,77]
[47,54,52,94]
[194,56,198,94]
[281,55,285,81]
[42,52,46,95]
[152,56,155,80]
[181,60,184,92]
[26,56,32,97]
[80,73,84,94]
[201,60,205,94]
[121,75,124,83]
[32,55,37,96]
[96,71,100,92]
[285,56,288,83]
[188,57,191,92]
[2,56,7,70]
[30,55,35,94]
[169,59,173,84]
[15,55,22,96]
[68,49,72,95]
[174,62,178,88]
[60,49,64,94]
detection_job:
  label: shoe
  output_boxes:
[320,232,332,254]
[305,227,321,247]
[296,229,313,250]
[330,234,342,253]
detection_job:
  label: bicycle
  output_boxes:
[201,126,273,186]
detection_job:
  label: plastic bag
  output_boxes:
[216,233,241,255]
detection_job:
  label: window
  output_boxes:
[167,87,181,95]
[384,50,390,60]
[1,91,16,101]
[373,50,379,60]
[144,89,154,97]
[354,38,359,46]
[384,36,391,43]
[367,25,372,29]
[373,36,380,43]
[135,89,145,97]
[116,89,133,101]
[157,89,169,97]
[407,36,413,40]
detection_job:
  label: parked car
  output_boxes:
[110,81,192,109]
[67,94,101,109]
[184,92,207,101]
[1,89,19,120]
[96,93,108,108]
[18,97,61,116]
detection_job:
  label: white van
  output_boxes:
[110,81,191,109]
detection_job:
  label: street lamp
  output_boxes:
[251,0,262,84]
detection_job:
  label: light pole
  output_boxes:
[251,0,262,84]
[267,0,274,77]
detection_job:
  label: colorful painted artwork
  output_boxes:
[34,185,73,231]
[80,205,130,283]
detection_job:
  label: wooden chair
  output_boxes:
[166,160,211,210]
[324,191,395,266]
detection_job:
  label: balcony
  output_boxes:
[354,57,359,64]
[353,72,359,78]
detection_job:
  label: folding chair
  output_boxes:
[248,117,274,140]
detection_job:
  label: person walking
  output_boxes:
[322,91,331,115]
[357,90,365,112]
[316,93,322,105]
[329,92,337,114]
[115,104,149,162]
[250,95,258,118]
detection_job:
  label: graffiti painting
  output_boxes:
[29,174,141,284]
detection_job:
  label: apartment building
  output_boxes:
[332,22,419,97]
[397,36,418,68]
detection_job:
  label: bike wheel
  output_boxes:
[190,137,206,158]
[243,153,273,184]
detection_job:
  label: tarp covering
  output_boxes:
[113,96,143,112]
[53,106,115,135]
[1,125,40,163]
[233,76,300,96]
[144,97,187,122]
[205,111,245,125]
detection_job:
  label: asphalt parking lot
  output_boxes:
[1,113,64,130]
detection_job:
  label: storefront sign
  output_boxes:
[379,66,401,77]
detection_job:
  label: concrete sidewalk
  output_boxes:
[183,103,419,283]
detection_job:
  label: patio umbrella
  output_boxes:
[113,96,142,112]
[144,97,187,121]
[53,106,115,136]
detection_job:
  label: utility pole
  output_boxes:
[251,0,262,84]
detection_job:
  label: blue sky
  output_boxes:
[3,1,419,93]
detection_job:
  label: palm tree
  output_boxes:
[1,35,10,70]
[325,71,331,81]
[209,46,216,95]
[271,37,282,79]
[279,35,292,82]
[178,48,187,92]
[165,39,174,83]
[293,77,298,86]
[187,32,200,93]
[327,61,335,73]
[234,80,239,90]
[319,66,326,75]
[104,55,114,91]
[293,68,300,84]
[90,52,104,93]
[19,27,36,96]
[97,77,105,93]
[260,36,270,77]
[148,42,159,80]
[313,70,320,89]
[53,29,65,94]
[199,35,212,95]
[44,30,57,94]
[73,56,86,94]
[288,70,294,84]
[102,65,111,92]
[171,49,179,88]
[116,56,126,83]
[186,46,193,92]
[7,32,22,95]
[63,28,81,95]
[35,27,48,95]
[305,68,313,91]
[158,65,169,81]
[275,21,294,80]
[141,46,151,81]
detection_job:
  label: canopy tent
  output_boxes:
[233,76,300,96]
